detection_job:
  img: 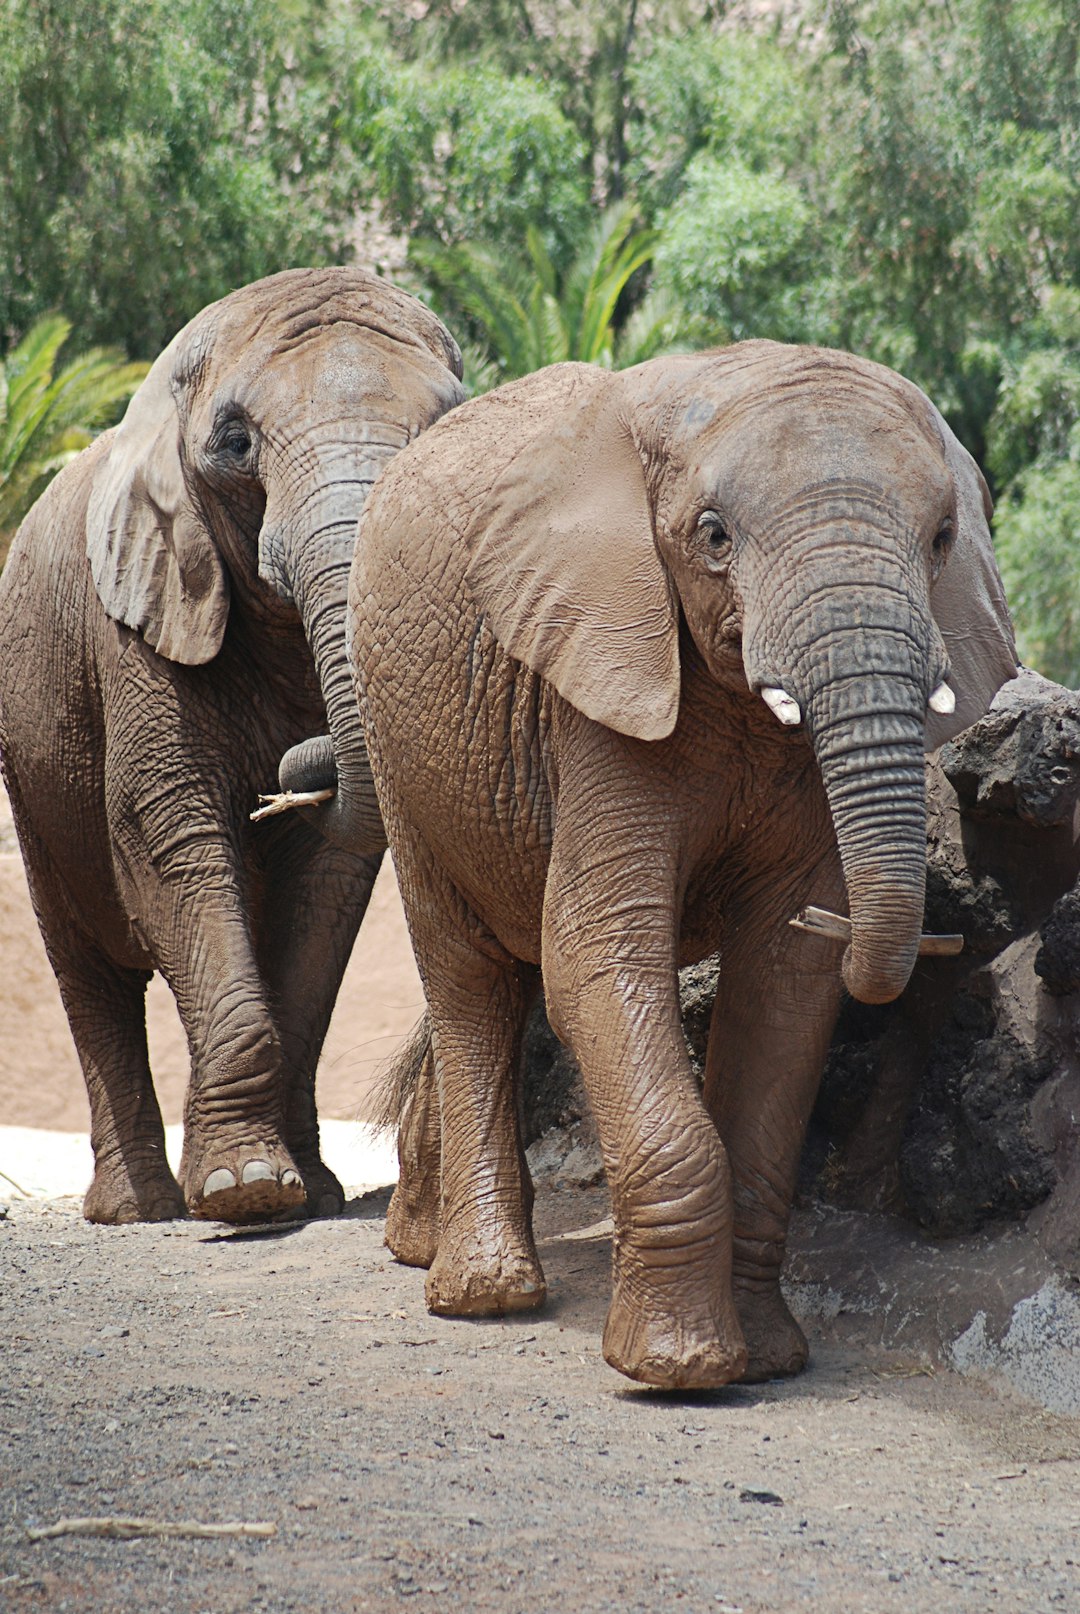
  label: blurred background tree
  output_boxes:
[1,0,1078,685]
[0,315,148,563]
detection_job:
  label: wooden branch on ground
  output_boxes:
[27,1516,277,1542]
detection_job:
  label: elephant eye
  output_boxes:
[697,509,732,558]
[930,520,953,579]
[213,414,253,465]
[222,425,252,460]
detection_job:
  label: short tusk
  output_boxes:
[761,686,802,726]
[790,904,963,956]
[250,788,335,822]
[928,682,956,715]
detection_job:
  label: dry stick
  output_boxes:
[27,1517,276,1543]
[790,904,964,956]
[0,1167,29,1196]
[249,788,334,823]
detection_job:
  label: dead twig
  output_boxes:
[0,1167,29,1196]
[790,905,963,956]
[27,1516,276,1543]
[250,788,334,823]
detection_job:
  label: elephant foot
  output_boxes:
[602,1278,748,1389]
[385,1177,441,1268]
[734,1279,809,1383]
[289,1152,345,1220]
[83,1155,187,1225]
[425,1226,546,1317]
[181,1137,306,1224]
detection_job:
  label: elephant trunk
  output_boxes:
[808,691,928,1003]
[749,567,938,1006]
[271,445,399,854]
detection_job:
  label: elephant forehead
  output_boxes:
[697,404,952,522]
[226,343,400,410]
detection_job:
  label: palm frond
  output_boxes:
[0,315,148,560]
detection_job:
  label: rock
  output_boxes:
[815,672,1080,1247]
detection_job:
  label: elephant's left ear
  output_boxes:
[86,334,229,665]
[924,401,1019,749]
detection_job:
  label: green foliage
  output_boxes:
[348,60,591,273]
[0,0,364,356]
[994,455,1080,685]
[625,31,814,214]
[653,157,820,344]
[0,314,148,561]
[4,0,1080,681]
[412,204,686,390]
[372,1,726,201]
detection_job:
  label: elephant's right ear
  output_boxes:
[463,367,680,741]
[86,338,229,665]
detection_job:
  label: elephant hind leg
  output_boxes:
[72,959,184,1224]
[9,812,184,1224]
[383,1020,442,1269]
[396,854,543,1317]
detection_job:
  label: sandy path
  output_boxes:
[2,1186,1079,1614]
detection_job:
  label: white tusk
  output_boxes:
[928,682,956,715]
[761,686,802,726]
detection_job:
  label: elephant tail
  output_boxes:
[370,1013,432,1134]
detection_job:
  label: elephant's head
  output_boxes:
[461,345,1017,1004]
[86,266,464,849]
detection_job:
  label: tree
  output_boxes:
[367,0,727,206]
[0,315,148,563]
[0,0,366,356]
[653,156,823,346]
[411,203,697,391]
[347,58,591,275]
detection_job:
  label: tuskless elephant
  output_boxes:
[0,267,463,1225]
[333,343,1017,1389]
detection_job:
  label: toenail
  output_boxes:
[241,1160,275,1185]
[281,1169,301,1186]
[203,1168,237,1196]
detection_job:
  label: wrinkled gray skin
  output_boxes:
[330,345,1017,1388]
[0,268,463,1225]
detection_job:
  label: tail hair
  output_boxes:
[370,1013,432,1134]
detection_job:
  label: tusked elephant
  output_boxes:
[0,267,463,1226]
[335,343,1017,1389]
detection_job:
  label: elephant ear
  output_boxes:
[86,332,229,665]
[463,366,680,741]
[924,401,1019,750]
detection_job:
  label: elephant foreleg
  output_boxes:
[542,837,747,1390]
[254,819,383,1218]
[129,835,304,1223]
[703,859,845,1382]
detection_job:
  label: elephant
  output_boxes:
[0,267,464,1225]
[334,342,1017,1389]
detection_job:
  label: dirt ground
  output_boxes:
[2,1185,1079,1614]
[3,795,1080,1613]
